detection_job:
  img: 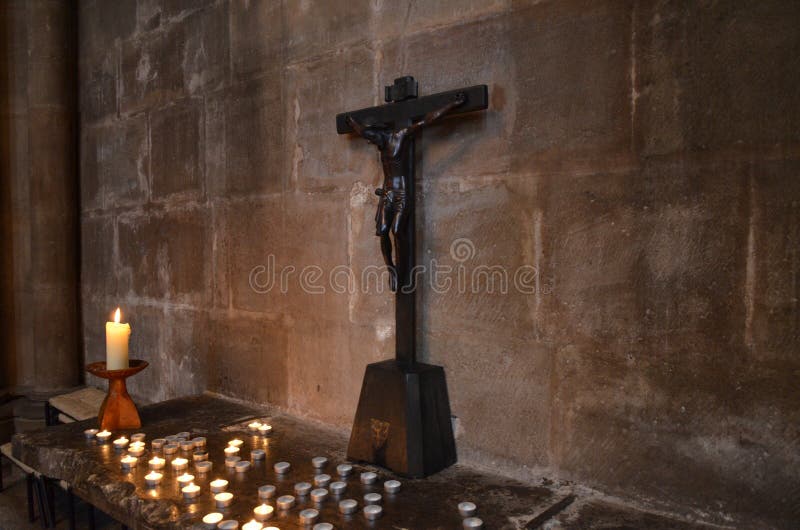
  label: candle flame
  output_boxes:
[114,307,121,323]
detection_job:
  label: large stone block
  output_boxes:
[374,0,509,39]
[208,314,289,407]
[150,98,204,201]
[634,1,800,156]
[380,15,513,179]
[286,46,378,192]
[230,0,283,80]
[205,77,285,196]
[80,215,117,298]
[180,2,229,95]
[284,0,373,63]
[82,115,149,208]
[510,0,634,175]
[120,29,185,114]
[78,41,118,124]
[117,207,212,305]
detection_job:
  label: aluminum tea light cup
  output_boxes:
[329,481,346,495]
[299,508,319,525]
[84,428,99,439]
[273,461,290,474]
[258,424,272,436]
[363,504,383,520]
[192,437,206,448]
[313,524,333,530]
[360,471,377,484]
[193,450,209,462]
[336,464,352,477]
[338,499,358,515]
[313,474,331,487]
[195,460,213,473]
[201,512,223,528]
[242,520,262,530]
[182,482,201,501]
[214,492,234,508]
[148,456,165,470]
[113,437,129,450]
[253,503,274,521]
[217,520,238,530]
[225,456,242,468]
[171,457,188,471]
[251,449,265,460]
[294,482,312,496]
[144,471,162,487]
[228,438,244,448]
[209,479,228,493]
[176,473,195,487]
[176,431,191,440]
[131,433,146,443]
[276,495,295,510]
[224,446,240,457]
[164,435,178,442]
[151,438,166,450]
[364,493,382,505]
[310,488,328,503]
[258,485,276,500]
[463,517,484,529]
[248,420,263,432]
[311,456,327,469]
[458,501,477,518]
[128,444,145,457]
[235,460,251,473]
[163,443,179,455]
[120,455,137,470]
[384,480,401,494]
[180,440,194,452]
[96,430,112,443]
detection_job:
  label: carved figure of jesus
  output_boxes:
[346,93,466,291]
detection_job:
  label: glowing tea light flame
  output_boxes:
[242,520,263,530]
[228,439,244,447]
[176,473,195,486]
[202,512,223,525]
[253,503,274,521]
[210,479,228,493]
[148,456,165,469]
[144,471,162,486]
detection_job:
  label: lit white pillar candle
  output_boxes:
[144,471,162,487]
[253,503,274,521]
[105,307,130,370]
[148,456,165,470]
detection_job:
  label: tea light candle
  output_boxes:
[195,460,213,473]
[165,435,178,442]
[182,482,201,500]
[251,449,265,460]
[384,480,401,494]
[463,517,484,529]
[151,438,166,450]
[144,471,163,487]
[330,481,346,495]
[311,456,327,469]
[364,504,383,520]
[299,509,319,525]
[210,479,228,493]
[106,307,130,370]
[276,495,295,510]
[360,471,377,484]
[313,524,333,530]
[96,430,111,443]
[224,446,240,456]
[131,433,146,442]
[163,443,179,455]
[273,461,290,474]
[192,437,206,448]
[228,439,244,448]
[294,482,311,496]
[171,457,188,471]
[235,460,251,473]
[314,474,331,487]
[128,445,145,457]
[364,492,382,505]
[339,499,358,515]
[180,440,194,451]
[242,521,262,530]
[113,437,129,450]
[176,473,195,486]
[193,450,208,462]
[225,456,241,468]
[458,501,477,518]
[253,503,274,521]
[310,488,328,503]
[258,424,272,436]
[258,485,276,499]
[248,420,263,432]
[176,431,190,440]
[120,455,137,470]
[215,492,234,508]
[148,456,165,470]
[336,464,352,477]
[84,428,99,439]
[202,512,223,527]
[218,522,238,530]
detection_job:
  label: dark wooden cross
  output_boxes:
[336,76,489,477]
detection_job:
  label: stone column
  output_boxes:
[1,0,79,393]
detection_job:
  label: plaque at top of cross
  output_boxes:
[337,76,489,477]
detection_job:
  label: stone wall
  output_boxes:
[78,1,800,526]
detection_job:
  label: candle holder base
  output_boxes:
[86,360,148,431]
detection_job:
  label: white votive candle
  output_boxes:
[113,437,129,450]
[224,446,240,456]
[171,457,188,471]
[144,471,162,487]
[105,307,130,370]
[228,439,244,447]
[215,491,234,508]
[209,479,228,493]
[148,456,165,470]
[258,424,272,436]
[242,520,262,530]
[120,455,137,470]
[176,473,195,486]
[182,482,201,500]
[202,512,223,527]
[253,503,274,521]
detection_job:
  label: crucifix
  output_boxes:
[337,76,488,477]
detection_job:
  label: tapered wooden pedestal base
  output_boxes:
[86,360,148,431]
[347,360,456,477]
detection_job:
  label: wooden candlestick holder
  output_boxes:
[86,360,148,430]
